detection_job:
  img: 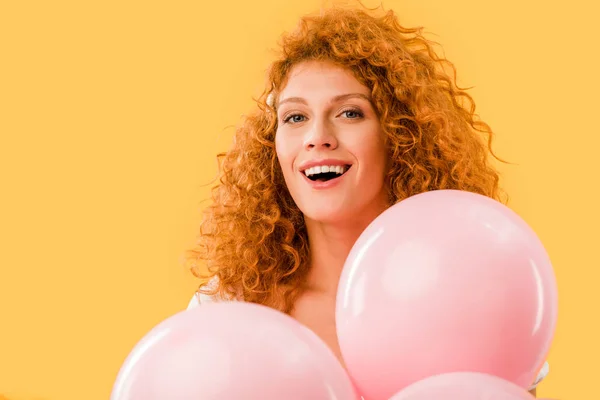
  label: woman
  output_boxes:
[185,4,549,395]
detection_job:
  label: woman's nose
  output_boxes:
[304,119,338,150]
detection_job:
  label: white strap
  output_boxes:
[529,361,550,390]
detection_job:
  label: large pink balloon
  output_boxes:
[112,302,359,400]
[389,372,536,400]
[336,190,558,400]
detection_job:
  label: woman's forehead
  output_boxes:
[277,61,370,104]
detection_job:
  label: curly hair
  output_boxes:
[185,4,506,313]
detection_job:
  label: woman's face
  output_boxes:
[275,60,389,224]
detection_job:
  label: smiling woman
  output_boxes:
[184,3,549,395]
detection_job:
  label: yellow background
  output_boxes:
[1,0,597,399]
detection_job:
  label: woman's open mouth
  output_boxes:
[302,164,352,182]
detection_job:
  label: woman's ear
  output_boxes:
[266,91,275,108]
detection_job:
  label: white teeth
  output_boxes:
[303,165,348,177]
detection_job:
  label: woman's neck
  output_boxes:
[303,205,388,296]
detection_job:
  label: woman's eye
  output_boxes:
[283,114,306,124]
[341,109,363,119]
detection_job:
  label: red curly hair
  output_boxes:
[185,4,505,313]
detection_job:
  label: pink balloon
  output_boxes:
[389,372,536,400]
[112,302,359,400]
[336,190,557,400]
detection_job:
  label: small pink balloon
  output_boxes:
[389,372,536,400]
[336,190,558,400]
[112,302,359,400]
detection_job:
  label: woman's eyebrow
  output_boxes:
[331,93,372,104]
